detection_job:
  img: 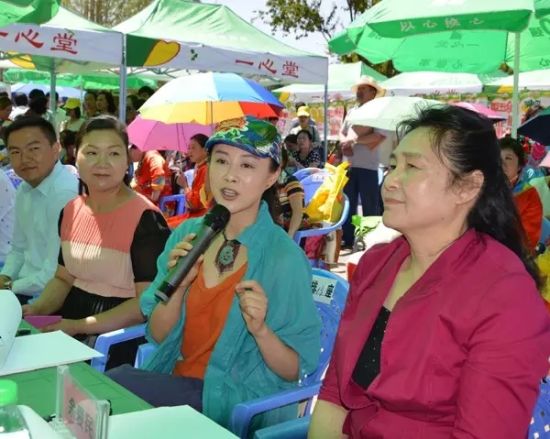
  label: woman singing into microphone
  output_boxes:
[108,116,321,431]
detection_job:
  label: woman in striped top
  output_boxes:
[23,116,170,368]
[278,148,306,238]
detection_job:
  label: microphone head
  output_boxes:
[204,204,231,232]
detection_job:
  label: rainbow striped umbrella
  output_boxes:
[138,72,284,124]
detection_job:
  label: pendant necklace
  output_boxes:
[215,230,241,275]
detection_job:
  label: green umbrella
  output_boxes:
[329,0,550,74]
[329,0,550,135]
[349,0,534,38]
[0,0,59,27]
[535,0,550,17]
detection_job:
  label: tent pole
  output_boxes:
[323,82,328,162]
[49,62,56,115]
[119,34,128,123]
[511,32,521,139]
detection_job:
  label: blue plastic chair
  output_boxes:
[131,270,349,439]
[300,172,326,205]
[184,168,195,187]
[90,323,146,373]
[134,341,155,368]
[293,168,325,181]
[293,195,350,268]
[529,378,550,438]
[294,194,350,246]
[159,194,186,216]
[539,217,550,246]
[229,269,349,438]
[253,415,310,439]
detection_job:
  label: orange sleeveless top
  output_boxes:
[173,263,248,379]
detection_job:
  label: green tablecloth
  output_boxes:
[8,322,151,418]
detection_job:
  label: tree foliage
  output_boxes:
[61,0,153,26]
[255,0,380,41]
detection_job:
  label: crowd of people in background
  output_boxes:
[0,76,549,438]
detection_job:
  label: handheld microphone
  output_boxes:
[155,204,231,303]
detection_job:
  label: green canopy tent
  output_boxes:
[3,68,158,91]
[115,0,328,84]
[273,62,386,103]
[0,6,123,114]
[0,0,59,27]
[114,0,329,147]
[329,0,550,135]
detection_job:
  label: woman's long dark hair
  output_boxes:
[75,115,131,194]
[97,91,117,115]
[397,105,540,287]
[263,158,282,221]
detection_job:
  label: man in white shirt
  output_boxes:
[0,168,15,264]
[46,92,67,134]
[0,116,78,302]
[340,76,386,248]
[9,93,28,121]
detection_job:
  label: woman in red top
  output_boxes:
[167,134,211,228]
[130,148,172,204]
[309,106,550,438]
[499,135,543,251]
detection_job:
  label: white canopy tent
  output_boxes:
[273,62,387,103]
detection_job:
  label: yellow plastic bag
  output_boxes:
[305,162,349,223]
[536,250,550,303]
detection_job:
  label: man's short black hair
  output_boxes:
[4,116,57,146]
[13,93,28,107]
[138,86,155,97]
[284,134,298,144]
[46,91,60,101]
[28,89,45,100]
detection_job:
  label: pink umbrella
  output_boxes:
[539,151,550,168]
[452,102,507,121]
[128,115,213,152]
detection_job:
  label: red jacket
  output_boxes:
[514,186,543,251]
[319,229,550,438]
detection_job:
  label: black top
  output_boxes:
[58,209,170,282]
[352,306,391,389]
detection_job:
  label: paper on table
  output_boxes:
[18,405,62,439]
[108,406,238,438]
[0,331,102,376]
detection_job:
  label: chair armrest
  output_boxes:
[293,197,350,244]
[230,383,321,438]
[294,224,339,240]
[91,323,146,372]
[134,342,155,368]
[253,415,311,439]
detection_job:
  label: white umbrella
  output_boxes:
[346,96,440,131]
[382,72,486,96]
[484,70,550,91]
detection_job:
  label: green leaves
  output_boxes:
[254,0,377,41]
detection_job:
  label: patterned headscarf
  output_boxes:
[205,116,282,165]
